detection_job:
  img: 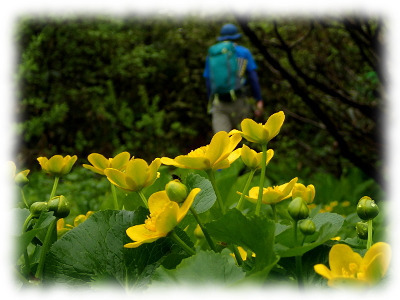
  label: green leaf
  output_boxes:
[152,249,245,285]
[43,209,174,287]
[186,173,216,214]
[275,212,345,257]
[205,209,277,274]
[15,209,56,258]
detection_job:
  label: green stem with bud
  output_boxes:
[190,207,217,252]
[255,144,267,216]
[236,169,256,211]
[170,230,196,256]
[21,189,29,208]
[293,220,304,289]
[49,176,60,201]
[35,218,56,280]
[367,219,373,249]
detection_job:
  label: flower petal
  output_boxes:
[47,155,64,174]
[160,157,182,168]
[125,224,164,248]
[362,242,391,283]
[329,244,362,277]
[280,177,298,198]
[241,118,268,144]
[125,159,149,188]
[88,153,109,171]
[178,188,201,222]
[314,264,333,280]
[206,131,231,167]
[148,191,171,214]
[154,202,179,234]
[104,168,130,190]
[82,164,104,175]
[61,155,77,175]
[144,158,161,188]
[264,111,285,142]
[174,156,210,170]
[110,152,131,170]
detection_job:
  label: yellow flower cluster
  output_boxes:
[57,211,94,237]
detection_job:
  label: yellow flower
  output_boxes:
[104,158,161,192]
[230,111,285,145]
[37,155,77,177]
[9,161,30,187]
[73,211,95,227]
[83,152,131,175]
[245,177,298,205]
[292,183,315,204]
[232,246,256,262]
[240,144,274,169]
[124,188,201,248]
[57,211,94,238]
[314,242,391,287]
[56,218,73,237]
[161,131,242,170]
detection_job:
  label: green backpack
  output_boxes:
[208,41,243,96]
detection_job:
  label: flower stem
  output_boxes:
[232,246,244,266]
[293,220,304,289]
[255,144,267,216]
[367,219,373,249]
[110,183,119,210]
[236,169,256,211]
[190,207,217,252]
[22,213,34,233]
[49,176,60,201]
[271,204,277,222]
[21,213,34,277]
[207,170,225,215]
[21,189,29,208]
[170,230,196,256]
[137,190,149,209]
[35,218,56,280]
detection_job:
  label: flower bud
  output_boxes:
[356,221,369,240]
[356,196,379,220]
[299,219,316,235]
[48,195,70,218]
[165,179,188,203]
[288,197,310,221]
[29,201,48,217]
[15,172,30,188]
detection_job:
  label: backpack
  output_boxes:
[208,41,245,96]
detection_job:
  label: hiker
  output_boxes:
[203,23,264,133]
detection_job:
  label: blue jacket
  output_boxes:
[203,44,262,101]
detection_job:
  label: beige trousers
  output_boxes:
[211,97,253,133]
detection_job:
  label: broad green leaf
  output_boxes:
[186,173,216,214]
[43,209,178,287]
[205,209,277,274]
[275,212,344,257]
[152,249,245,285]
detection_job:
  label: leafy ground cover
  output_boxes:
[12,112,389,291]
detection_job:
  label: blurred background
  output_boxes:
[13,13,383,189]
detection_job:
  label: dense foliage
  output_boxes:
[14,13,383,186]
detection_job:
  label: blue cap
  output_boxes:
[217,23,242,41]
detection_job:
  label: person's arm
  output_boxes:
[247,69,264,117]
